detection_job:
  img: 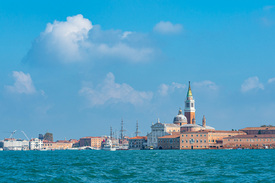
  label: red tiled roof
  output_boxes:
[182,130,245,134]
[240,127,275,130]
[224,134,275,139]
[158,134,180,139]
[129,136,147,140]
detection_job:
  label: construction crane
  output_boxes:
[21,131,30,141]
[9,130,17,138]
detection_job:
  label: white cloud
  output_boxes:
[263,5,274,11]
[268,77,275,84]
[5,71,36,94]
[24,14,154,65]
[79,72,153,106]
[241,77,264,93]
[193,80,219,91]
[154,21,183,34]
[158,82,186,96]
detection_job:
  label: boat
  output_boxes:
[102,139,116,151]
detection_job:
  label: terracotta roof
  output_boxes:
[212,130,246,133]
[224,134,275,139]
[129,136,147,140]
[240,127,275,130]
[182,130,245,134]
[158,134,180,139]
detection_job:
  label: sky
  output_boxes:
[0,0,275,140]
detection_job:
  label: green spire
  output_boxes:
[187,81,193,98]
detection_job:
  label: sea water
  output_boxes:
[0,149,274,182]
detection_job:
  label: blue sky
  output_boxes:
[0,1,275,140]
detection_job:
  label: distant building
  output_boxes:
[223,134,275,149]
[43,140,74,150]
[0,138,29,151]
[180,130,246,149]
[129,136,147,150]
[240,127,275,135]
[158,134,180,150]
[79,137,104,149]
[29,138,43,150]
[38,134,44,141]
[147,119,180,149]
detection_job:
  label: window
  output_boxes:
[191,135,193,137]
[204,140,206,143]
[186,135,188,137]
[200,140,202,143]
[191,103,194,107]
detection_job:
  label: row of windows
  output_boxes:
[231,138,274,142]
[181,139,207,143]
[181,134,207,137]
[159,139,180,143]
[43,144,53,146]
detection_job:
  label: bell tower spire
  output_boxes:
[184,81,196,124]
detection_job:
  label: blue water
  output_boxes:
[0,150,274,182]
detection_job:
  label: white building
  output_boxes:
[0,139,29,151]
[29,138,43,150]
[147,118,181,149]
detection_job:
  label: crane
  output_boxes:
[9,130,17,138]
[21,131,30,141]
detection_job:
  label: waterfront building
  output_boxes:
[147,118,180,149]
[158,134,180,150]
[128,136,147,150]
[180,130,246,149]
[43,140,74,150]
[0,138,29,151]
[29,138,43,150]
[79,137,104,149]
[239,127,275,135]
[223,134,275,149]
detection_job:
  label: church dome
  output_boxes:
[173,109,187,124]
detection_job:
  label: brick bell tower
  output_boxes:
[184,81,196,124]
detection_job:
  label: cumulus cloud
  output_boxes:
[268,77,275,84]
[193,80,219,91]
[24,14,154,65]
[79,72,153,106]
[158,82,186,96]
[154,21,183,34]
[5,71,36,94]
[241,77,264,93]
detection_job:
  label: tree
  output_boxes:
[44,132,53,142]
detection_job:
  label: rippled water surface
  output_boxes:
[0,150,274,182]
